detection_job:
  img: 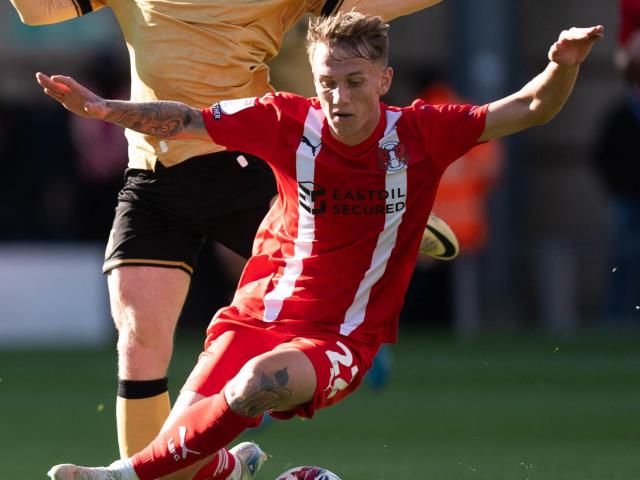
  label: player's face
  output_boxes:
[311,42,393,146]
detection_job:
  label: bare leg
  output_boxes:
[109,266,191,458]
[130,349,316,478]
[48,349,315,480]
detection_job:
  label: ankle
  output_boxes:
[224,456,242,480]
[107,458,139,480]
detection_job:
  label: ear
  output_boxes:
[378,66,393,96]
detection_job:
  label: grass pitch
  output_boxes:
[1,330,638,479]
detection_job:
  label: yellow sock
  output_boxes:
[116,383,171,458]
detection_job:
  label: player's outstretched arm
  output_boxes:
[10,0,104,26]
[337,0,443,22]
[36,72,210,140]
[479,25,604,141]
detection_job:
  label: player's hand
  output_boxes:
[548,26,604,67]
[35,72,108,119]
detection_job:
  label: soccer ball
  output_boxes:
[275,466,342,480]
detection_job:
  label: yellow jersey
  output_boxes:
[10,0,441,169]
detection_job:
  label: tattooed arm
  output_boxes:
[35,72,210,140]
[99,100,206,139]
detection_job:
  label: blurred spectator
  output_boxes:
[0,100,77,240]
[418,76,504,339]
[616,0,640,74]
[0,104,18,237]
[593,21,640,323]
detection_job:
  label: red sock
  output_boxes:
[191,449,236,480]
[131,393,254,480]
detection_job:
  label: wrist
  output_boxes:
[548,61,580,74]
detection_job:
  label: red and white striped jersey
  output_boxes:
[202,92,487,348]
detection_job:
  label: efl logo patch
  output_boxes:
[219,97,257,115]
[212,103,222,120]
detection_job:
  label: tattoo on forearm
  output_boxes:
[103,100,204,137]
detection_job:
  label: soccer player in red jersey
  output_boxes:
[40,12,603,480]
[9,0,449,459]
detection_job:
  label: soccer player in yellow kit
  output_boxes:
[9,0,449,460]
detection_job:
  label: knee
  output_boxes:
[109,276,140,337]
[114,311,174,378]
[224,358,293,418]
[114,315,151,349]
[111,304,173,377]
[108,276,173,351]
[110,295,148,346]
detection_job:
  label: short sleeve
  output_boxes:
[413,101,488,170]
[201,94,280,160]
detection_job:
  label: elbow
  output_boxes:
[528,100,558,127]
[530,112,554,127]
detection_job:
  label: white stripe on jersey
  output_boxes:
[340,110,406,336]
[263,106,324,322]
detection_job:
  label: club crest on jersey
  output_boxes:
[377,141,408,172]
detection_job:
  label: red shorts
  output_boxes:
[182,306,377,419]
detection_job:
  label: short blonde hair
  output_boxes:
[306,12,390,66]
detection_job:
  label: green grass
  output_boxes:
[1,331,639,479]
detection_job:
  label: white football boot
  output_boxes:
[48,443,267,480]
[228,442,268,480]
[48,464,134,480]
[420,213,460,260]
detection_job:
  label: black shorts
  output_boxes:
[103,151,276,275]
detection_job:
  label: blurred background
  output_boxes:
[1,1,639,479]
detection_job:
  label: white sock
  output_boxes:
[107,458,139,480]
[224,453,242,480]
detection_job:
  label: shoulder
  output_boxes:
[260,91,309,106]
[387,100,437,123]
[213,92,309,120]
[258,92,321,122]
[403,99,455,115]
[403,99,487,122]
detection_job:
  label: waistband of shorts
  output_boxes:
[125,150,262,178]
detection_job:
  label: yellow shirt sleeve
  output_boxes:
[9,0,104,25]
